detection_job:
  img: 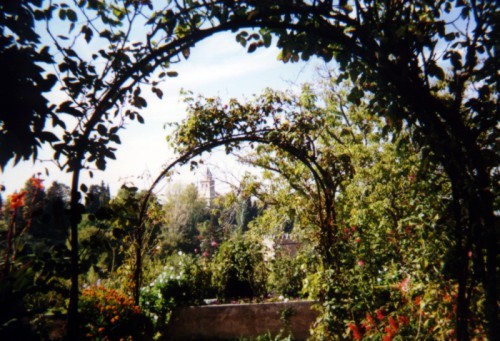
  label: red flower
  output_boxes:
[357,260,365,266]
[211,241,218,247]
[383,319,398,341]
[376,309,385,320]
[413,296,421,306]
[366,312,375,326]
[383,334,394,341]
[388,316,398,331]
[398,315,410,325]
[9,191,27,210]
[348,323,363,340]
[30,177,44,190]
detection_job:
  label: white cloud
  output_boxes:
[173,47,280,88]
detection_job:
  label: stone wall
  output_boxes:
[165,301,319,340]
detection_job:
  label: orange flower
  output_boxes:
[384,325,397,337]
[30,177,44,190]
[9,191,27,210]
[413,296,421,306]
[388,316,398,331]
[398,315,410,325]
[383,334,394,341]
[363,312,375,331]
[348,323,363,340]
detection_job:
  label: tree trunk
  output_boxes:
[133,225,144,305]
[66,167,82,340]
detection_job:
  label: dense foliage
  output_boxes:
[165,79,480,339]
[0,0,57,168]
[0,0,496,339]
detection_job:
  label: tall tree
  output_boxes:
[44,181,70,241]
[162,183,209,253]
[85,181,110,214]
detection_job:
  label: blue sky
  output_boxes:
[1,32,323,197]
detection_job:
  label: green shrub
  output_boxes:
[212,236,267,302]
[140,252,212,335]
[268,251,305,299]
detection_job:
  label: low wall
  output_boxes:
[165,301,319,340]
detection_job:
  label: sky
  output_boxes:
[0,32,324,198]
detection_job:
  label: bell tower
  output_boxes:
[199,167,216,205]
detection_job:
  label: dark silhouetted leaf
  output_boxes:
[97,124,107,135]
[96,159,106,170]
[152,87,163,99]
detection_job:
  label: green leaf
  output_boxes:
[112,7,123,19]
[167,71,178,77]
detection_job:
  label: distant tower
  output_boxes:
[199,168,216,205]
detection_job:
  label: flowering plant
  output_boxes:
[79,285,151,340]
[3,176,44,276]
[140,252,211,335]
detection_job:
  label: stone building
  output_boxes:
[198,167,217,205]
